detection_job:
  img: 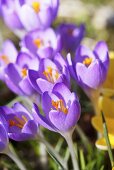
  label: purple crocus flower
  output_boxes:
[33,83,81,132]
[5,52,39,96]
[67,41,109,91]
[21,28,60,59]
[0,102,38,141]
[17,0,59,31]
[28,53,70,94]
[1,0,23,30]
[57,23,85,53]
[0,40,18,81]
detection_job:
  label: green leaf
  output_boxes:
[79,149,86,170]
[47,149,66,170]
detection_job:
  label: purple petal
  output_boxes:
[22,120,38,135]
[65,101,81,130]
[32,103,57,131]
[2,6,23,29]
[76,61,103,89]
[67,53,76,79]
[5,63,21,85]
[2,40,17,62]
[37,47,53,59]
[39,7,52,28]
[49,110,66,131]
[0,123,8,152]
[42,91,52,115]
[75,45,95,63]
[94,41,109,70]
[36,78,53,93]
[52,83,71,104]
[5,75,23,95]
[28,70,40,92]
[19,5,40,31]
[54,53,67,69]
[12,103,29,114]
[19,77,35,96]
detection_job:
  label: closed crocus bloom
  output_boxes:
[17,0,59,31]
[28,53,70,94]
[57,23,85,53]
[67,41,109,91]
[0,40,18,81]
[21,28,60,59]
[0,103,38,141]
[33,83,81,132]
[1,0,23,30]
[5,52,39,96]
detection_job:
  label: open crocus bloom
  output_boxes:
[0,40,18,81]
[33,83,81,133]
[28,54,70,94]
[21,28,60,59]
[17,0,59,31]
[0,103,38,141]
[5,52,39,96]
[67,41,109,91]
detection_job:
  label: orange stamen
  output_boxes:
[32,2,40,13]
[33,38,43,48]
[0,55,10,64]
[43,67,59,83]
[9,115,28,129]
[21,68,27,78]
[83,57,92,66]
[52,99,68,114]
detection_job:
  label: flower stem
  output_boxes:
[64,131,79,170]
[37,133,67,170]
[5,146,27,170]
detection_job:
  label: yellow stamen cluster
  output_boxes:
[0,55,10,64]
[21,68,27,78]
[83,57,92,66]
[32,1,40,13]
[9,115,28,129]
[52,99,68,114]
[33,38,43,48]
[43,67,59,83]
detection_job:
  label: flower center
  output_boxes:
[67,28,74,35]
[0,55,10,64]
[43,67,59,83]
[21,68,27,78]
[9,115,28,129]
[32,1,40,13]
[33,38,43,48]
[83,57,92,66]
[52,99,68,114]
